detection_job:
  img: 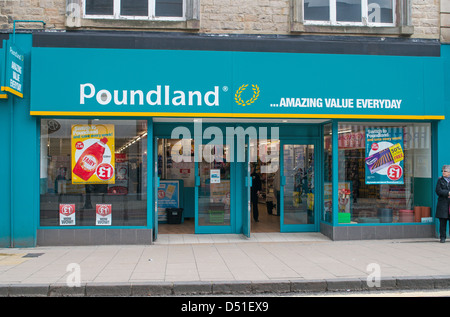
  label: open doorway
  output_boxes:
[249,139,280,233]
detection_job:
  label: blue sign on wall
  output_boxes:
[2,41,24,98]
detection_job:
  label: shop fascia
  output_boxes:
[80,83,220,106]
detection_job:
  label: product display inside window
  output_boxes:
[40,119,147,227]
[337,123,432,224]
[323,123,333,223]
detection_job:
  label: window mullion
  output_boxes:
[330,0,336,24]
[114,0,120,18]
[149,0,155,18]
[362,0,368,25]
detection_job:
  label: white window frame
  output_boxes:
[82,0,186,21]
[303,0,396,27]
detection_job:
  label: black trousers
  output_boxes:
[275,190,280,216]
[439,218,449,239]
[251,193,259,221]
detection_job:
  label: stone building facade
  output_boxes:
[0,0,443,40]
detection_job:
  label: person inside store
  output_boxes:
[251,165,262,222]
[273,167,280,216]
[435,165,450,243]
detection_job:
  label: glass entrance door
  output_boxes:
[280,140,317,232]
[195,145,233,233]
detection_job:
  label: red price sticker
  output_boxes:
[75,141,84,150]
[371,143,379,151]
[387,164,402,181]
[96,163,114,181]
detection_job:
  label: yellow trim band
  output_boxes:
[0,93,8,99]
[29,111,444,120]
[1,86,23,98]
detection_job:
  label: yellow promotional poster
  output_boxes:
[388,143,404,163]
[71,124,115,184]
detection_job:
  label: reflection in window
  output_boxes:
[85,0,184,18]
[85,0,113,15]
[121,0,148,16]
[40,119,147,227]
[336,0,361,22]
[304,0,330,21]
[155,0,183,17]
[303,0,395,25]
[368,0,393,23]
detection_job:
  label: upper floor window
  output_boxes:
[84,0,185,20]
[303,0,395,26]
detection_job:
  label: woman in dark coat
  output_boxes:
[435,165,450,243]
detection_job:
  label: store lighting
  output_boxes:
[116,131,148,153]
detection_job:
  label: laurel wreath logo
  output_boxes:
[235,84,260,106]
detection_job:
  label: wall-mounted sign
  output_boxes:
[2,42,24,98]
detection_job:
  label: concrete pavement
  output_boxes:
[1,232,450,296]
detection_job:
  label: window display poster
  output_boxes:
[59,204,76,226]
[210,169,221,184]
[158,180,179,209]
[365,127,404,185]
[96,204,112,225]
[71,124,115,185]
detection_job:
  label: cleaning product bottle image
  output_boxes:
[73,137,108,181]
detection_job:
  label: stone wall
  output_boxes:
[0,0,442,40]
[442,0,450,43]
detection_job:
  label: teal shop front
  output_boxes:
[0,33,446,247]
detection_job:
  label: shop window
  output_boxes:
[291,0,413,35]
[337,122,432,225]
[40,119,147,227]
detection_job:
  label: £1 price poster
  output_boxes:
[96,204,112,226]
[59,204,76,226]
[71,124,115,185]
[365,127,404,185]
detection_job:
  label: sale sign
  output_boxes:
[365,127,404,185]
[71,124,115,185]
[59,204,76,226]
[96,204,112,226]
